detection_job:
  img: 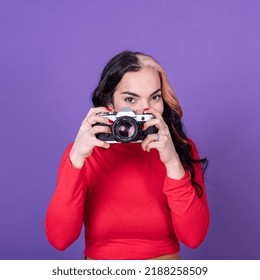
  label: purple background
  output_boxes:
[0,0,259,260]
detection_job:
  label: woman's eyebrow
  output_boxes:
[121,91,140,97]
[150,89,161,96]
[121,88,161,97]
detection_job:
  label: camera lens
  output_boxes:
[112,116,139,143]
[118,122,134,137]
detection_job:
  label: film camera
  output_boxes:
[95,107,157,143]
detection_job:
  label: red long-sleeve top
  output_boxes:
[45,139,209,259]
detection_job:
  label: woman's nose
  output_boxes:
[135,101,150,114]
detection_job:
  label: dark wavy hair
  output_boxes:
[92,51,208,198]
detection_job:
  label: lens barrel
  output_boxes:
[112,116,139,143]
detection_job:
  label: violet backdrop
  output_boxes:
[0,0,259,259]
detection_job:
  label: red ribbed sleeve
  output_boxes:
[163,139,210,248]
[45,143,87,250]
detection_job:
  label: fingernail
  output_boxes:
[109,119,114,123]
[141,124,145,130]
[143,108,150,111]
[106,107,112,111]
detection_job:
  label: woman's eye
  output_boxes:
[152,95,162,101]
[125,97,136,103]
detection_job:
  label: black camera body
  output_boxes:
[95,107,157,143]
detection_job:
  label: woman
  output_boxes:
[45,51,209,260]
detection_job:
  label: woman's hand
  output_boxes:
[69,107,113,168]
[141,108,186,179]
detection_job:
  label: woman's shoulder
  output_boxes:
[186,137,196,146]
[64,142,74,152]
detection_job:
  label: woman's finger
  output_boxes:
[141,133,162,151]
[91,125,112,135]
[81,107,113,125]
[87,114,114,126]
[142,108,168,132]
[142,117,166,132]
[92,138,110,149]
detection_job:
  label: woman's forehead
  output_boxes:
[118,67,161,90]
